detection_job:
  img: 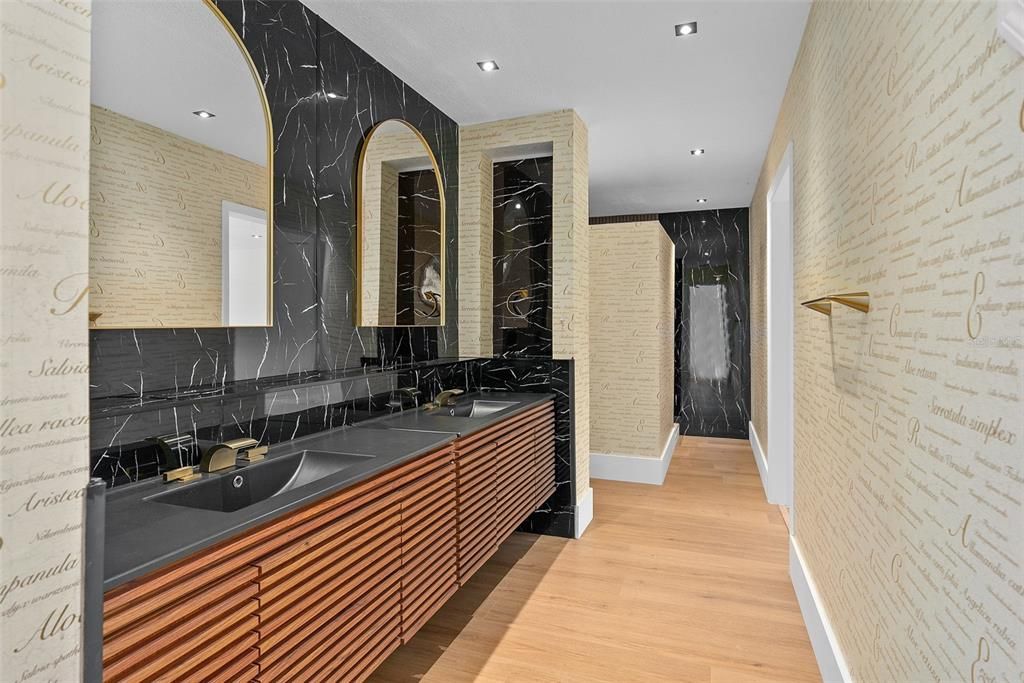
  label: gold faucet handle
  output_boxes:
[239,445,268,463]
[223,437,259,450]
[163,466,199,483]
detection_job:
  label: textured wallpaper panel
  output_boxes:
[590,222,675,458]
[90,106,266,327]
[0,1,92,678]
[749,2,1023,679]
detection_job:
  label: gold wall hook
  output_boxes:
[801,292,870,315]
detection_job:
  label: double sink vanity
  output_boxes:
[85,3,564,681]
[100,391,556,682]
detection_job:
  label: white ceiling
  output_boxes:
[306,0,810,216]
[91,0,266,166]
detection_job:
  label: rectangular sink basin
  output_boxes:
[447,400,518,418]
[147,450,373,513]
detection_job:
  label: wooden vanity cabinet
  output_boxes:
[102,400,554,682]
[454,400,556,583]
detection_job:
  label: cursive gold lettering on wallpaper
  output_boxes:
[590,222,675,458]
[749,1,1022,679]
[0,1,92,680]
[89,105,266,328]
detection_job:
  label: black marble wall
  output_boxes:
[492,157,553,357]
[659,208,750,439]
[88,0,460,478]
[90,359,473,485]
[89,0,459,402]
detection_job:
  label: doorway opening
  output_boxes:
[765,142,794,520]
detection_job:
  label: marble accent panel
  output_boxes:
[90,359,472,486]
[0,1,92,678]
[493,157,553,357]
[590,222,675,457]
[749,2,1022,679]
[659,208,750,439]
[317,13,460,369]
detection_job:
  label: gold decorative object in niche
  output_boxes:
[356,119,445,327]
[88,0,273,329]
[800,292,870,316]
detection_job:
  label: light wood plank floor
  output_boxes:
[369,436,820,683]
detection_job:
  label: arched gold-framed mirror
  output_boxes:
[356,119,445,327]
[88,0,273,329]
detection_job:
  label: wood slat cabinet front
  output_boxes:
[103,400,555,682]
[454,400,556,584]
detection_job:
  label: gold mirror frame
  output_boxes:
[355,118,446,327]
[89,0,274,330]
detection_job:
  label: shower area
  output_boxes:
[661,208,750,439]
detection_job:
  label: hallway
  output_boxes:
[370,437,821,682]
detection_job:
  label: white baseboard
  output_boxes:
[574,486,594,538]
[590,424,679,485]
[790,537,853,683]
[749,421,770,501]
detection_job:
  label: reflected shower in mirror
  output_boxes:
[89,0,272,329]
[357,119,444,327]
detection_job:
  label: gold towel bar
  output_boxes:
[800,292,870,315]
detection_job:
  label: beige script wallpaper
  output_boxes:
[590,222,675,458]
[460,110,591,498]
[749,1,1023,680]
[0,0,92,679]
[89,105,266,328]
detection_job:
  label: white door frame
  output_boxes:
[765,142,794,510]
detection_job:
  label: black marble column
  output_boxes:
[492,158,553,358]
[660,208,750,439]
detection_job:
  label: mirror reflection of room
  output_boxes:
[88,0,271,329]
[358,119,444,327]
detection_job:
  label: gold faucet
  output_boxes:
[429,388,464,410]
[200,437,259,473]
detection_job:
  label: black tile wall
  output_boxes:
[492,158,553,358]
[88,0,461,481]
[660,208,750,439]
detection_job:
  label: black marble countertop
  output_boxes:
[102,391,553,591]
[90,356,486,418]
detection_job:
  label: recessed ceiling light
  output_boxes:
[697,198,708,203]
[514,202,522,210]
[193,110,215,119]
[690,148,705,156]
[477,60,500,72]
[251,234,263,239]
[675,21,698,36]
